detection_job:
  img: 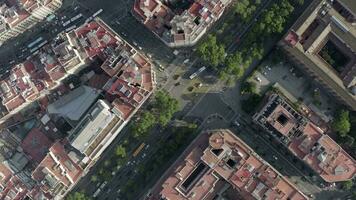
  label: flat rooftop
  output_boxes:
[69,99,119,154]
[151,129,308,200]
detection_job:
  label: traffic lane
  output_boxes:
[108,14,175,62]
[186,92,234,119]
[0,2,89,70]
[97,127,172,200]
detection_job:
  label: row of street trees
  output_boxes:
[197,0,295,85]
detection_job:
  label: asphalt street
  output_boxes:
[0,0,350,199]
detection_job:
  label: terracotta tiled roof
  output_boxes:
[21,128,53,163]
[152,130,308,200]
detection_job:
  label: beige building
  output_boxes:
[279,0,356,110]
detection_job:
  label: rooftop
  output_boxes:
[69,99,119,156]
[280,0,356,110]
[152,129,308,200]
[20,128,53,164]
[133,0,232,46]
[47,85,101,124]
[32,141,83,193]
[69,19,155,121]
[253,94,356,182]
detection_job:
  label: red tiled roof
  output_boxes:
[152,130,308,200]
[21,128,53,163]
[188,2,202,16]
[4,95,25,111]
[32,141,83,190]
[0,164,12,188]
[259,94,356,183]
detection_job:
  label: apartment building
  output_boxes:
[279,0,356,110]
[151,129,308,200]
[133,0,232,47]
[253,94,356,183]
[31,141,83,199]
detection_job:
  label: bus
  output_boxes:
[30,40,48,53]
[132,143,145,157]
[27,37,43,49]
[85,16,93,24]
[62,20,71,27]
[65,25,76,32]
[70,13,82,22]
[189,66,206,79]
[92,9,103,17]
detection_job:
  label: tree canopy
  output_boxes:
[256,0,294,34]
[115,145,126,158]
[154,90,179,126]
[241,81,257,94]
[332,109,351,137]
[132,112,156,138]
[66,192,91,200]
[342,180,353,190]
[197,35,225,68]
[234,0,257,22]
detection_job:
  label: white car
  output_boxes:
[233,120,240,127]
[255,77,262,82]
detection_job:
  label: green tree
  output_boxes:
[352,191,356,200]
[332,109,351,137]
[342,180,353,190]
[257,0,294,34]
[225,52,244,77]
[132,112,156,138]
[292,0,304,5]
[250,43,264,60]
[197,35,225,68]
[66,192,91,200]
[154,90,179,126]
[241,81,257,94]
[234,0,256,22]
[115,145,126,158]
[90,175,98,183]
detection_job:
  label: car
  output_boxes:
[262,71,267,75]
[255,76,262,82]
[93,188,101,198]
[142,153,147,158]
[272,155,278,160]
[232,120,240,127]
[144,144,150,150]
[138,46,143,50]
[133,41,138,46]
